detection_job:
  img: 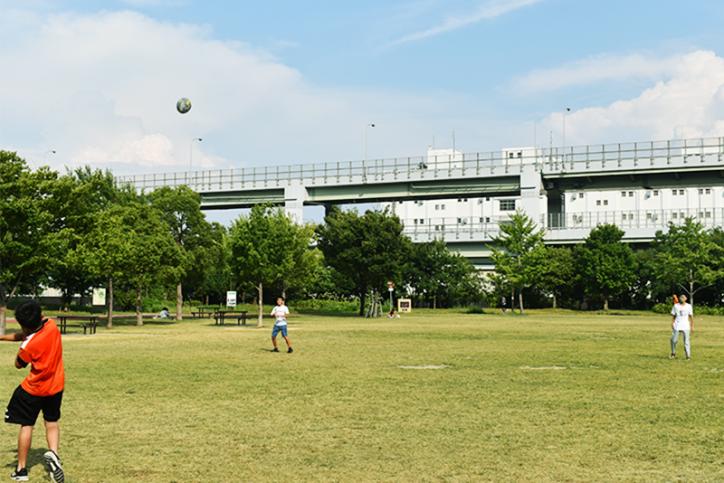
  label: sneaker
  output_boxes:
[271,348,279,352]
[669,354,676,359]
[10,467,28,481]
[43,450,64,483]
[287,347,294,353]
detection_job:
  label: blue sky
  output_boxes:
[2,0,724,177]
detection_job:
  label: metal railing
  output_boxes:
[547,208,723,231]
[115,136,724,193]
[400,208,723,242]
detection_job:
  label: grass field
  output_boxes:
[1,310,723,482]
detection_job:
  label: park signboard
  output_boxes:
[226,291,237,308]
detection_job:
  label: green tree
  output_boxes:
[577,224,636,310]
[538,246,575,309]
[149,186,213,320]
[407,240,481,308]
[0,152,60,333]
[651,219,724,306]
[188,222,231,305]
[45,168,121,307]
[229,205,314,326]
[83,201,181,326]
[491,212,546,313]
[316,207,411,316]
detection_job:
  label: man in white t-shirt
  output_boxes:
[670,294,694,360]
[271,297,293,353]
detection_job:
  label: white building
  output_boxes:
[385,145,724,241]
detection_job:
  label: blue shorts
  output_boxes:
[272,324,288,337]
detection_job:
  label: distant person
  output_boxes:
[387,308,400,319]
[155,307,170,319]
[271,297,293,353]
[0,301,65,482]
[670,294,694,360]
[500,296,508,313]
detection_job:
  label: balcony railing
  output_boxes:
[400,209,723,241]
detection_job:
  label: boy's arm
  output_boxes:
[0,332,25,342]
[689,314,694,332]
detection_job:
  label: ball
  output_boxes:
[176,97,192,114]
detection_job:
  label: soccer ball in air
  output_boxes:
[176,97,192,114]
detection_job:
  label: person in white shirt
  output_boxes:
[270,297,293,353]
[670,294,694,360]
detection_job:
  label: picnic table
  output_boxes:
[213,310,248,326]
[57,315,98,335]
[191,309,215,319]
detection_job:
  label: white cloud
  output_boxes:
[514,53,681,93]
[390,0,542,46]
[0,9,477,174]
[536,50,724,144]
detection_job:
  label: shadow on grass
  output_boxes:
[3,447,46,473]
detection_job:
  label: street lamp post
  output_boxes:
[562,107,571,164]
[189,137,203,170]
[363,123,375,161]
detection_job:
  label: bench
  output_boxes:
[213,310,248,326]
[191,310,215,319]
[57,315,98,335]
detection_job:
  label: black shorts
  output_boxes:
[4,386,63,426]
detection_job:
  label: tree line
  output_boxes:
[2,151,722,333]
[492,212,724,313]
[0,152,481,333]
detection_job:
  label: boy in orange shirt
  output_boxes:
[1,301,65,482]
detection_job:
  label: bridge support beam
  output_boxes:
[519,165,546,227]
[284,185,307,223]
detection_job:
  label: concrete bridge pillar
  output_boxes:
[519,165,547,228]
[284,185,307,223]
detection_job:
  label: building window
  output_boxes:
[579,192,584,199]
[706,188,711,194]
[706,211,712,218]
[680,211,686,218]
[457,218,462,224]
[485,217,491,223]
[596,200,601,206]
[698,189,703,195]
[477,199,483,205]
[622,214,627,222]
[485,197,490,201]
[621,191,627,197]
[672,189,677,196]
[419,219,424,224]
[441,204,446,210]
[499,200,516,211]
[673,212,678,219]
[603,200,609,206]
[679,189,685,195]
[646,213,652,220]
[628,214,634,220]
[653,190,659,196]
[479,217,484,223]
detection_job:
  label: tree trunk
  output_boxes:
[359,291,367,317]
[176,282,183,321]
[603,297,609,311]
[205,294,209,305]
[552,293,557,309]
[689,280,694,306]
[257,282,264,328]
[0,304,6,336]
[518,290,524,314]
[511,288,516,314]
[136,286,143,326]
[433,295,437,309]
[107,277,114,329]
